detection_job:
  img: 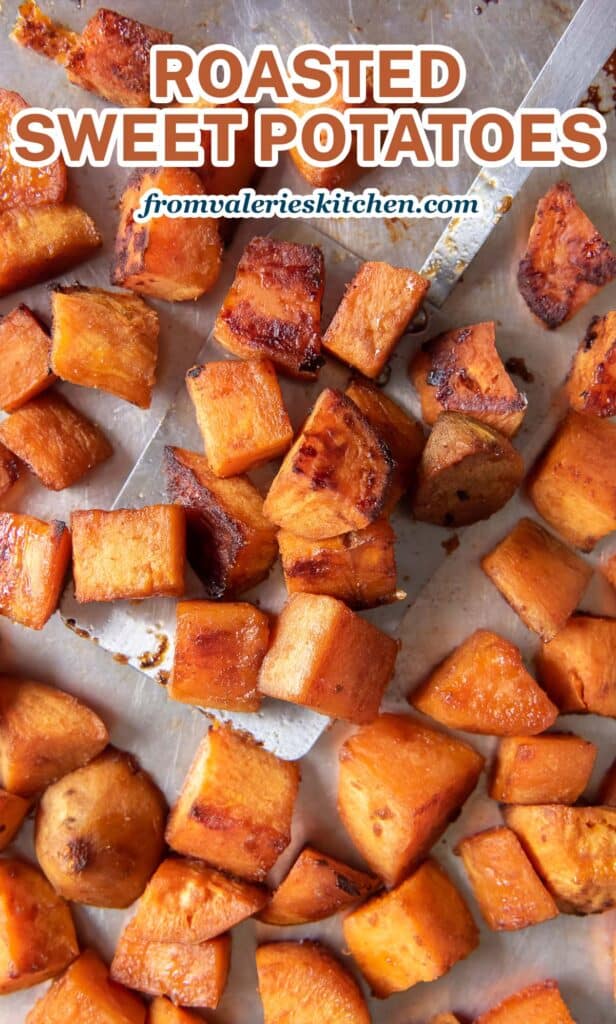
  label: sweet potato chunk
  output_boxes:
[343,858,478,997]
[51,286,159,409]
[412,413,523,527]
[409,321,527,436]
[0,203,101,297]
[410,629,557,736]
[112,168,221,301]
[257,941,370,1024]
[599,758,616,806]
[170,600,269,711]
[0,87,66,212]
[517,182,616,328]
[0,443,19,498]
[567,311,616,416]
[0,304,55,412]
[0,512,71,629]
[529,410,616,551]
[0,790,29,850]
[71,505,185,603]
[475,980,575,1023]
[337,714,484,886]
[278,520,398,609]
[264,388,392,538]
[259,845,380,925]
[536,614,616,717]
[0,392,112,490]
[166,723,300,881]
[164,446,277,597]
[213,236,324,379]
[147,998,201,1024]
[27,949,146,1024]
[111,933,230,1009]
[0,675,108,796]
[481,518,592,641]
[11,1,79,65]
[259,593,398,723]
[323,261,429,378]
[490,734,597,804]
[0,857,78,994]
[186,359,292,477]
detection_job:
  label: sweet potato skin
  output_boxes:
[0,512,71,629]
[0,443,19,499]
[535,614,616,717]
[26,949,146,1024]
[0,304,55,412]
[490,734,597,804]
[567,311,616,416]
[0,789,29,851]
[0,204,101,297]
[475,980,575,1023]
[0,87,66,211]
[111,933,230,1009]
[257,940,371,1024]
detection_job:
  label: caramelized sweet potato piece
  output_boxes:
[11,1,79,65]
[0,304,55,411]
[598,758,616,806]
[71,505,185,603]
[186,359,292,477]
[337,714,484,886]
[0,857,78,994]
[51,286,159,409]
[0,87,66,211]
[213,236,324,379]
[264,388,392,538]
[567,311,616,416]
[112,168,222,301]
[536,614,616,717]
[147,998,201,1024]
[0,391,112,490]
[409,321,527,436]
[343,858,478,997]
[481,518,592,641]
[410,629,557,736]
[164,446,277,597]
[324,261,429,378]
[490,734,597,804]
[0,675,108,796]
[259,845,380,925]
[518,182,616,328]
[166,723,300,881]
[0,203,101,297]
[259,592,398,723]
[0,443,19,499]
[111,933,230,1009]
[0,512,71,629]
[257,941,371,1024]
[475,980,575,1023]
[529,410,616,550]
[0,790,29,850]
[26,949,146,1024]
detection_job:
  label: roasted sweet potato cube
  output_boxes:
[51,286,159,409]
[0,87,66,212]
[164,446,277,597]
[171,600,268,711]
[147,998,201,1024]
[71,505,185,603]
[530,410,616,550]
[518,181,616,328]
[481,518,592,641]
[475,980,575,1023]
[0,392,112,490]
[0,789,29,850]
[490,734,597,804]
[213,236,324,379]
[259,593,398,723]
[0,443,19,498]
[343,858,478,997]
[567,311,616,416]
[264,388,392,538]
[259,845,380,925]
[410,629,557,736]
[166,723,300,881]
[324,261,429,379]
[337,714,484,886]
[11,1,79,65]
[412,413,524,527]
[599,758,616,806]
[111,933,230,1009]
[112,168,222,302]
[26,949,146,1024]
[0,857,78,994]
[257,941,371,1024]
[0,512,71,629]
[186,359,293,477]
[0,676,108,797]
[0,203,101,297]
[409,321,527,436]
[0,304,55,412]
[536,614,616,717]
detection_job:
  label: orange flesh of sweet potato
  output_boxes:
[166,723,300,881]
[337,713,484,887]
[0,305,56,412]
[170,600,269,711]
[457,826,558,931]
[11,1,79,64]
[186,359,293,477]
[256,940,371,1024]
[410,628,557,736]
[26,949,146,1024]
[323,261,429,378]
[567,311,616,416]
[481,517,592,641]
[111,933,230,1009]
[409,321,527,436]
[517,181,616,328]
[71,505,185,603]
[213,236,324,379]
[0,790,29,851]
[147,998,202,1024]
[0,204,101,297]
[0,443,19,499]
[0,87,66,212]
[475,980,575,1023]
[0,512,71,629]
[536,614,616,718]
[343,858,479,997]
[264,388,392,539]
[259,845,380,925]
[164,446,277,597]
[490,734,597,804]
[0,391,112,490]
[599,757,616,806]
